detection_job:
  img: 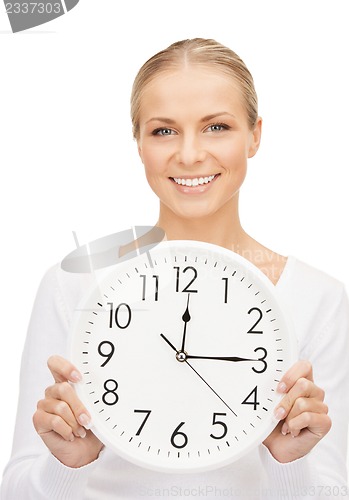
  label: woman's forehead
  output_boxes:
[145,64,238,88]
[139,67,245,119]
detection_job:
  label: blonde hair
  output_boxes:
[130,38,258,139]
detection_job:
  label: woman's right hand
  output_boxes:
[33,355,104,468]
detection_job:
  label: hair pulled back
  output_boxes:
[130,38,258,139]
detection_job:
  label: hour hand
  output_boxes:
[180,293,191,352]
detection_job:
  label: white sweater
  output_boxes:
[1,256,349,500]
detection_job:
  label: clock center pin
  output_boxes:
[176,351,187,362]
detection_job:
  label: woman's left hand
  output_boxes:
[263,360,332,463]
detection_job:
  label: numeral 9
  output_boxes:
[98,341,115,367]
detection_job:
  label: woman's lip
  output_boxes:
[169,173,220,193]
[170,174,220,185]
[170,175,218,179]
[169,174,219,180]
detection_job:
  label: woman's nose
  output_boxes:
[175,135,207,167]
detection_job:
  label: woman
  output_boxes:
[1,38,348,499]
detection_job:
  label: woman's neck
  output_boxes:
[156,200,287,286]
[157,200,247,253]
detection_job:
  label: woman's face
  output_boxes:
[137,66,261,220]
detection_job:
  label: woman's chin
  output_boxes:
[161,200,222,222]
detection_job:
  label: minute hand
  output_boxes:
[185,354,258,362]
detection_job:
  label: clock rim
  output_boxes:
[69,239,298,473]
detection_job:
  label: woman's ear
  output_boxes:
[137,143,144,164]
[248,116,262,158]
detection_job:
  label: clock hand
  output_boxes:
[180,293,191,353]
[160,333,178,353]
[186,354,259,362]
[184,360,237,416]
[160,333,187,362]
[161,335,264,365]
[160,334,237,416]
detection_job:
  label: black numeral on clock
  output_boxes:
[108,302,132,329]
[134,409,152,436]
[252,347,268,374]
[222,277,229,303]
[170,422,188,448]
[241,386,260,410]
[102,379,119,405]
[140,274,159,301]
[247,307,263,334]
[210,412,228,439]
[173,266,198,293]
[98,341,115,367]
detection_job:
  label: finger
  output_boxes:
[281,398,328,435]
[37,397,87,438]
[45,381,91,429]
[274,378,325,420]
[33,408,76,442]
[285,411,332,438]
[277,360,313,394]
[47,355,82,384]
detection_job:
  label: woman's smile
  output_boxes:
[170,173,220,193]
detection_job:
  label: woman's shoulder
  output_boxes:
[39,261,97,296]
[242,236,345,297]
[277,256,349,344]
[279,256,346,298]
[37,262,105,327]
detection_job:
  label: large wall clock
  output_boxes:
[70,240,297,472]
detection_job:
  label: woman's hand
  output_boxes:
[33,355,104,468]
[263,360,331,463]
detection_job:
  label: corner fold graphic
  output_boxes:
[64,0,80,11]
[4,0,80,33]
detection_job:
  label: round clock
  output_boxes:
[70,240,297,473]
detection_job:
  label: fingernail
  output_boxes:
[78,413,91,429]
[70,370,82,382]
[69,434,75,442]
[274,407,286,420]
[277,382,287,393]
[77,426,87,438]
[281,423,289,436]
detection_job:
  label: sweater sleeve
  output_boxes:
[259,283,349,499]
[0,266,100,500]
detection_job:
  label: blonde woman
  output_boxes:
[1,39,348,499]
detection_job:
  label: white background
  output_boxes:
[1,0,348,481]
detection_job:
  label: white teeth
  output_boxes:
[173,175,216,187]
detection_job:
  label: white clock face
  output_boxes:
[70,241,297,473]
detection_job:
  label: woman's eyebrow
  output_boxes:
[145,112,236,125]
[200,112,236,122]
[145,117,176,125]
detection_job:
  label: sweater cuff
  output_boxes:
[259,444,316,499]
[31,450,102,500]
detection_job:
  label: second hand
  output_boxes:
[185,360,237,416]
[160,333,237,417]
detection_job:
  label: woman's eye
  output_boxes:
[153,128,175,136]
[207,123,230,132]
